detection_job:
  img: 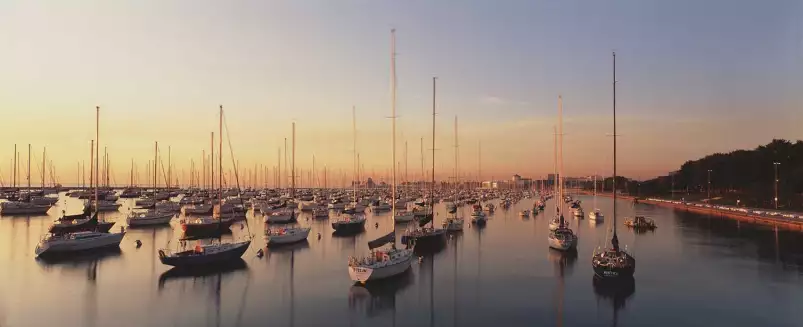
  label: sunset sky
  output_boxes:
[0,1,801,186]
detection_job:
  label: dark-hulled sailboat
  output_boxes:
[591,52,636,279]
[401,77,446,249]
[158,105,251,267]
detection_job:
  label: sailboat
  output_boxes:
[158,105,252,267]
[589,175,605,221]
[442,116,464,232]
[348,30,415,282]
[548,96,578,251]
[548,127,567,232]
[332,107,367,234]
[0,145,52,216]
[266,122,310,245]
[127,142,175,227]
[36,106,125,257]
[401,77,446,248]
[591,52,636,279]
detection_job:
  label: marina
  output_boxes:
[0,192,802,326]
[1,1,801,326]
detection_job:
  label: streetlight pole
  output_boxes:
[707,169,712,200]
[773,162,780,210]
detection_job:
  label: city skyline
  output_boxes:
[1,1,801,185]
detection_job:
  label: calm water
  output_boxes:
[1,193,803,327]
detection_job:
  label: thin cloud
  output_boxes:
[480,95,508,105]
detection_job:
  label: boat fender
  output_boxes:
[375,222,379,229]
[256,248,264,258]
[240,224,244,230]
[135,240,142,248]
[317,233,321,240]
[158,249,166,258]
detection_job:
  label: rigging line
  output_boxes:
[222,111,242,192]
[156,150,170,188]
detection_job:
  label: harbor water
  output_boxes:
[1,193,802,327]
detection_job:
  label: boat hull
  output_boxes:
[592,262,635,279]
[158,241,251,267]
[0,205,51,216]
[265,214,295,224]
[393,213,414,223]
[349,254,414,282]
[332,220,366,234]
[181,219,234,236]
[127,214,174,227]
[266,228,311,245]
[35,232,125,257]
[548,235,578,251]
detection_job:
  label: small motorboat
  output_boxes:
[624,216,656,230]
[588,209,604,221]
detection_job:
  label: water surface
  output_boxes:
[1,193,802,327]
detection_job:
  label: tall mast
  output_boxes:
[558,96,565,227]
[352,106,357,201]
[454,115,458,200]
[90,141,94,193]
[478,140,481,187]
[612,52,619,251]
[27,144,31,195]
[312,155,316,188]
[420,137,424,183]
[553,125,557,199]
[12,144,16,188]
[211,132,215,193]
[391,29,398,237]
[105,148,109,188]
[219,105,223,206]
[95,106,99,212]
[154,142,158,194]
[431,76,437,224]
[277,147,281,189]
[284,138,288,189]
[42,147,46,189]
[453,116,457,189]
[291,122,296,200]
[167,146,171,190]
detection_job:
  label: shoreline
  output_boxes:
[579,191,803,231]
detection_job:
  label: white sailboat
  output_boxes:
[348,29,414,282]
[442,116,464,232]
[548,96,578,251]
[127,142,174,227]
[0,145,52,216]
[266,226,311,245]
[36,106,125,257]
[589,175,604,221]
[35,231,125,257]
